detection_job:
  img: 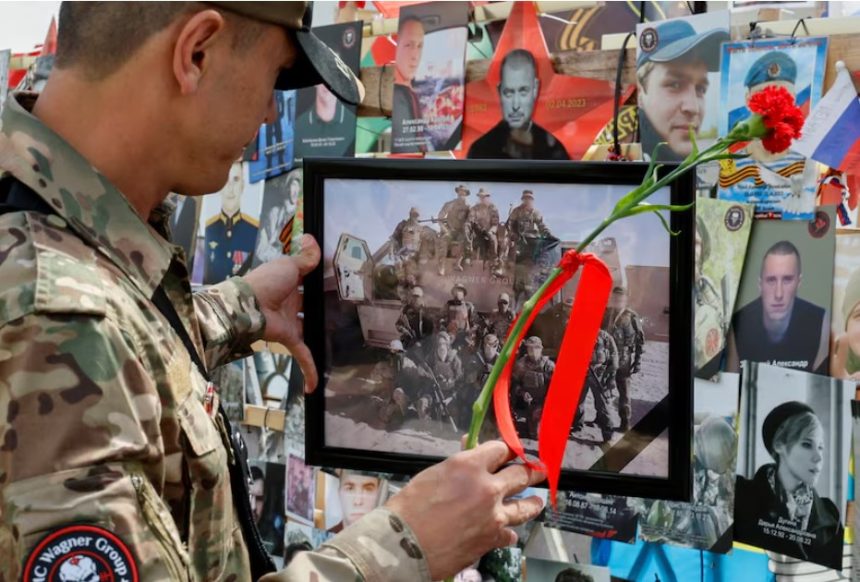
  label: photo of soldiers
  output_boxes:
[602,287,644,431]
[718,37,828,219]
[198,162,264,285]
[573,329,618,445]
[727,210,834,374]
[323,177,676,477]
[511,336,555,439]
[693,199,753,379]
[435,184,472,276]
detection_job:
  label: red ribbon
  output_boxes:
[493,250,613,507]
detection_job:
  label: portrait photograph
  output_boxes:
[391,1,468,153]
[635,373,740,553]
[460,1,616,162]
[725,208,835,375]
[829,232,860,381]
[636,11,730,163]
[249,89,296,183]
[254,168,302,267]
[717,37,828,220]
[193,161,264,286]
[293,22,361,162]
[694,198,754,379]
[735,362,852,569]
[285,453,315,525]
[303,158,694,499]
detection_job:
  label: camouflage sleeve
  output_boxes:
[0,313,191,581]
[260,508,431,581]
[193,276,266,370]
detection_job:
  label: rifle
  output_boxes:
[415,355,459,433]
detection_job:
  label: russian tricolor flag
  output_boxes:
[794,61,860,172]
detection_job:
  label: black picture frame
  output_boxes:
[304,158,693,501]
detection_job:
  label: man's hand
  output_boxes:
[385,440,545,580]
[242,234,320,392]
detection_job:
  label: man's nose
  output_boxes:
[263,92,278,125]
[679,87,701,115]
[774,281,784,299]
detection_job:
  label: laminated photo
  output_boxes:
[248,90,296,183]
[541,491,639,543]
[294,23,361,161]
[194,162,263,285]
[636,11,730,163]
[392,2,469,153]
[726,208,835,375]
[717,37,829,220]
[735,362,852,569]
[253,169,301,267]
[635,374,740,553]
[250,460,287,557]
[285,453,315,526]
[831,232,860,380]
[325,469,388,534]
[694,198,754,379]
[460,1,616,161]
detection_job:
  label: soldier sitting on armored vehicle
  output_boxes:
[511,336,555,439]
[466,188,501,271]
[391,207,435,291]
[434,185,472,276]
[602,286,644,432]
[396,286,435,351]
[439,284,477,345]
[508,190,553,261]
[572,329,618,445]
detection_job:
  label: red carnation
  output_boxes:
[746,85,805,154]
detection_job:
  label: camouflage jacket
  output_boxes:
[0,93,430,581]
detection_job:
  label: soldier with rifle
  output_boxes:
[602,286,644,432]
[466,188,500,269]
[413,332,461,432]
[511,336,555,439]
[433,184,472,275]
[395,286,435,351]
[573,329,618,444]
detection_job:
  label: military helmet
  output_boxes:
[524,336,543,348]
[521,190,535,200]
[695,215,711,264]
[389,339,405,352]
[451,283,467,296]
[483,334,500,348]
[498,292,511,304]
[410,286,424,297]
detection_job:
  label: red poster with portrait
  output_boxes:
[459,1,618,161]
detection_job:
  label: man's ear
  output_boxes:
[173,9,228,95]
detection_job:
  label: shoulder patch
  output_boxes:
[23,524,139,582]
[241,213,260,228]
[205,214,222,227]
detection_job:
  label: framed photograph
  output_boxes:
[304,158,694,500]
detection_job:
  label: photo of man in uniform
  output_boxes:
[727,240,829,374]
[467,49,569,160]
[636,17,729,162]
[329,470,385,533]
[202,163,260,284]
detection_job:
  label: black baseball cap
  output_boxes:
[206,1,365,105]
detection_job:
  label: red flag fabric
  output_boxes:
[41,17,58,56]
[493,250,612,506]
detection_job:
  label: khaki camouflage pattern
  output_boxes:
[694,275,725,370]
[0,93,431,581]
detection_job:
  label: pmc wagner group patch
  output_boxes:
[23,524,139,582]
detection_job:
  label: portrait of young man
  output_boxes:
[329,470,386,533]
[726,225,833,375]
[0,3,546,582]
[467,48,569,160]
[636,15,729,162]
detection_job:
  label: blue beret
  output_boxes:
[744,51,797,88]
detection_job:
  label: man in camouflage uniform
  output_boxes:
[372,340,422,424]
[441,284,476,341]
[466,188,500,267]
[435,184,471,275]
[0,4,545,582]
[511,337,555,439]
[572,329,618,444]
[391,206,425,260]
[508,190,552,261]
[694,216,726,373]
[602,286,644,431]
[414,332,463,422]
[487,292,515,341]
[396,286,435,351]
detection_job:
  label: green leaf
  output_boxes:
[625,202,696,215]
[704,152,751,161]
[654,208,681,236]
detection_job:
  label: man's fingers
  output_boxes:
[464,439,515,472]
[501,495,545,527]
[294,234,321,277]
[493,527,518,549]
[288,341,318,393]
[493,463,546,498]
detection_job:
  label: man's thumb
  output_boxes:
[294,234,321,275]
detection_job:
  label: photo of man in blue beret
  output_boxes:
[744,51,799,164]
[636,15,730,162]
